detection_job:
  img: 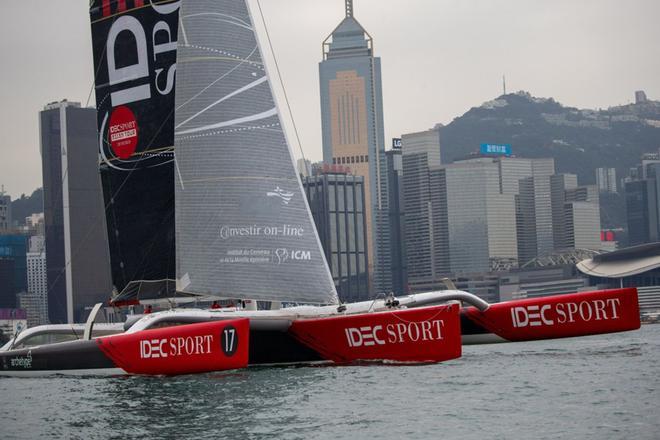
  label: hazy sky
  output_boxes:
[0,0,659,199]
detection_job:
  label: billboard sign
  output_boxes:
[480,143,512,156]
[392,138,402,150]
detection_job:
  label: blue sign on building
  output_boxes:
[480,143,512,156]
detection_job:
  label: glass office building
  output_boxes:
[303,170,370,302]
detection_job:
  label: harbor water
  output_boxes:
[1,325,659,439]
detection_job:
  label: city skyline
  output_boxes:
[1,0,660,198]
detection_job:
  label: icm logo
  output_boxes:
[140,339,168,359]
[274,249,311,264]
[511,305,554,328]
[274,248,288,264]
[291,250,311,260]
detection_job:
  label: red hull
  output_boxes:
[289,304,462,364]
[463,287,641,342]
[97,319,250,375]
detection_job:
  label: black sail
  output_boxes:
[89,0,180,292]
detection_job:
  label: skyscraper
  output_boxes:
[625,162,660,246]
[40,100,112,323]
[385,147,407,295]
[0,234,27,302]
[401,127,441,168]
[444,160,518,274]
[0,191,10,232]
[563,202,601,250]
[0,258,16,308]
[401,130,447,291]
[320,0,391,294]
[596,167,618,194]
[296,158,312,178]
[23,235,48,326]
[303,169,370,302]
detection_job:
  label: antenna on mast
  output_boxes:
[345,0,353,17]
[502,74,507,95]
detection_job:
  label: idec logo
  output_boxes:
[345,326,385,347]
[140,334,214,359]
[345,320,445,348]
[511,305,554,328]
[511,298,622,328]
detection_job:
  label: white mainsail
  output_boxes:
[174,0,338,304]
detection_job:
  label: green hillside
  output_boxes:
[440,91,660,184]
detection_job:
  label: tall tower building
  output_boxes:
[0,191,11,232]
[22,235,49,326]
[444,160,518,274]
[596,167,618,194]
[385,147,407,295]
[320,0,391,294]
[40,100,113,323]
[401,129,447,291]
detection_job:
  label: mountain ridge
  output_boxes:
[439,91,660,184]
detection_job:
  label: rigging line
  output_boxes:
[98,145,175,165]
[255,0,307,164]
[85,40,107,108]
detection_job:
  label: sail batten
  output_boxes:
[174,0,338,305]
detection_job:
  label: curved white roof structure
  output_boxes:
[577,242,660,278]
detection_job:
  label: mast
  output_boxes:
[345,0,353,17]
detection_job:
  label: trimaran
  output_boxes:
[0,0,640,376]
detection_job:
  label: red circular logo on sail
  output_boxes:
[108,106,138,159]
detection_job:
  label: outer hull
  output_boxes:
[0,340,118,377]
[0,330,325,377]
[1,320,251,377]
[459,287,641,344]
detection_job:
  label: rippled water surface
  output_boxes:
[2,325,659,439]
